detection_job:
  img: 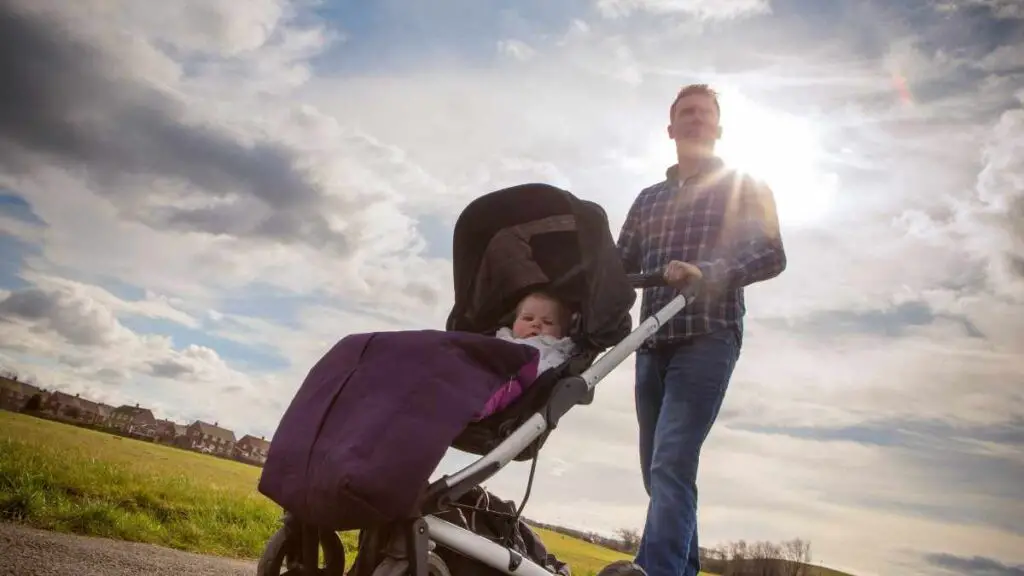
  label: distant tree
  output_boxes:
[780,539,811,576]
[700,545,730,574]
[21,393,43,413]
[616,528,640,554]
[750,540,779,575]
[713,537,813,576]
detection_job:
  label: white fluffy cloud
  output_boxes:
[1,0,1022,575]
[595,0,771,20]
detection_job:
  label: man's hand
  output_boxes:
[662,260,703,290]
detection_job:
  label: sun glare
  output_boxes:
[714,89,837,226]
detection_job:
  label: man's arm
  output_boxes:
[694,175,787,291]
[616,195,644,275]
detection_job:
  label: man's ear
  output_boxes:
[715,124,723,140]
[667,123,674,139]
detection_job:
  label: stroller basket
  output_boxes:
[255,183,696,576]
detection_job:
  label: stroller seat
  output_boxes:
[453,347,597,462]
[443,183,635,462]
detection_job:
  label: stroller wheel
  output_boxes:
[595,560,646,576]
[257,523,346,576]
[426,551,452,576]
[369,551,451,576]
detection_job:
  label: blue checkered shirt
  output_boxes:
[616,157,787,348]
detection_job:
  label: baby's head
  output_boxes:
[511,291,570,339]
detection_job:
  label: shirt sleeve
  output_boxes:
[616,195,644,275]
[695,175,787,291]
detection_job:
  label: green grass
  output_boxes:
[0,410,298,558]
[0,411,646,574]
[531,527,636,573]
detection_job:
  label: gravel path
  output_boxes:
[0,522,257,576]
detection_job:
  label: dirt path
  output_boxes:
[0,522,257,576]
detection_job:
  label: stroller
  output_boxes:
[254,183,695,576]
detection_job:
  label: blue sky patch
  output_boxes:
[416,214,455,260]
[92,276,147,302]
[310,0,592,73]
[0,190,46,226]
[119,315,291,372]
[213,282,328,329]
[0,233,40,292]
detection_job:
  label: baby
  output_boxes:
[476,291,577,419]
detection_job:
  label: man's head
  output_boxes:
[511,291,570,339]
[667,84,722,153]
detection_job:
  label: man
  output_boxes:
[616,84,787,576]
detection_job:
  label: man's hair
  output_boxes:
[669,83,721,120]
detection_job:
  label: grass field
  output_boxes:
[0,410,640,575]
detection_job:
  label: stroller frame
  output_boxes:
[275,277,689,576]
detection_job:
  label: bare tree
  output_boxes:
[616,528,641,554]
[779,539,812,576]
[714,538,812,576]
[22,393,43,413]
[701,545,730,575]
[750,540,780,576]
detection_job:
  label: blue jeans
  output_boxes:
[633,329,740,576]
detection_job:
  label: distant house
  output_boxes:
[75,397,113,426]
[42,391,90,422]
[110,404,158,437]
[155,419,188,443]
[183,420,237,456]
[0,377,41,412]
[234,434,271,465]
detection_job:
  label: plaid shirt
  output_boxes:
[616,157,787,348]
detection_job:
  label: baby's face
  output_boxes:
[512,295,565,339]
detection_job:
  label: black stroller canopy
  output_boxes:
[446,183,637,350]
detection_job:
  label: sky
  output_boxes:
[0,0,1022,574]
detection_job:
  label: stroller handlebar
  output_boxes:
[626,271,665,288]
[626,271,701,303]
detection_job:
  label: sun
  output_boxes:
[713,89,837,226]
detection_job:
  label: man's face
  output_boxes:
[667,93,721,146]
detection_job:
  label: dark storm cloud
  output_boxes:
[0,0,347,251]
[758,298,986,340]
[0,287,119,346]
[924,552,1024,576]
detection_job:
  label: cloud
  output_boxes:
[497,39,538,61]
[0,0,354,252]
[0,275,289,435]
[595,0,771,20]
[0,0,446,301]
[0,286,131,347]
[732,417,1024,534]
[894,94,1024,301]
[924,552,1024,576]
[934,0,1024,20]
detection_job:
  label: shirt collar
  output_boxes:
[664,156,725,186]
